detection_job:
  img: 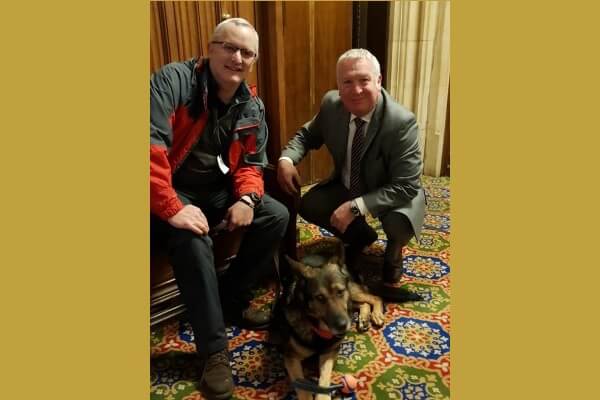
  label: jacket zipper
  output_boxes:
[173,98,255,172]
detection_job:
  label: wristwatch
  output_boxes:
[238,197,255,209]
[350,200,361,216]
[247,192,261,205]
[241,192,261,208]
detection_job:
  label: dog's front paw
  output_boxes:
[315,394,331,400]
[357,315,370,332]
[371,309,385,327]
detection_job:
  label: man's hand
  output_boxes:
[330,201,356,234]
[225,201,254,231]
[168,204,209,235]
[277,159,301,195]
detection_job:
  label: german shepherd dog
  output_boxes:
[277,242,384,400]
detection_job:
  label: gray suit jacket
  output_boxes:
[281,88,425,239]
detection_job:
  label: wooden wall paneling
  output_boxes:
[172,2,202,60]
[216,1,257,24]
[236,1,257,25]
[311,1,352,183]
[282,2,313,184]
[237,2,258,87]
[162,2,183,63]
[197,1,218,56]
[216,1,237,20]
[313,1,352,107]
[255,2,287,162]
[162,2,205,64]
[150,2,167,73]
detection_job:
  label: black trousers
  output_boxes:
[151,189,289,357]
[298,181,413,269]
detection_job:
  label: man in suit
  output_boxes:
[277,48,425,300]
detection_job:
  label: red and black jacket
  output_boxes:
[150,58,268,220]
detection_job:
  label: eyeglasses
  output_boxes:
[211,41,256,61]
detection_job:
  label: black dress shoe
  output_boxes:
[369,282,423,303]
[382,264,404,284]
[342,217,378,250]
[343,217,379,281]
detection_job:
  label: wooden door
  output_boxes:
[256,1,353,184]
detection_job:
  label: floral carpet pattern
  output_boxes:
[151,176,450,399]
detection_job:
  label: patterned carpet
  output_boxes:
[151,176,450,399]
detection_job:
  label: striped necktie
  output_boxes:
[349,118,366,197]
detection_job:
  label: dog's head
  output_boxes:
[285,253,352,337]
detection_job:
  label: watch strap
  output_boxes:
[350,200,361,216]
[238,196,255,209]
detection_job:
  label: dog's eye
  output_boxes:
[315,294,326,303]
[336,289,345,297]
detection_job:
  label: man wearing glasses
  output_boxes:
[150,18,288,399]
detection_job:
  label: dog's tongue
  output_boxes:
[308,318,334,339]
[311,325,334,339]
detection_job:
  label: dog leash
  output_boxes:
[293,378,341,394]
[292,375,356,397]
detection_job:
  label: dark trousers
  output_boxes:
[299,181,413,270]
[151,190,289,357]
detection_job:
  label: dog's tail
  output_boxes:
[370,284,423,303]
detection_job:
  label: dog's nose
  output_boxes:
[333,316,349,333]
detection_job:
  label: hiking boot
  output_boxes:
[222,298,273,330]
[241,304,273,330]
[200,349,233,400]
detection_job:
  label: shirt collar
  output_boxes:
[350,108,375,125]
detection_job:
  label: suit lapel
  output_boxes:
[334,102,351,168]
[360,92,384,159]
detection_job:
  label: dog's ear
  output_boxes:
[327,254,341,266]
[324,240,346,267]
[327,241,345,266]
[339,263,351,280]
[284,255,316,279]
[285,279,298,305]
